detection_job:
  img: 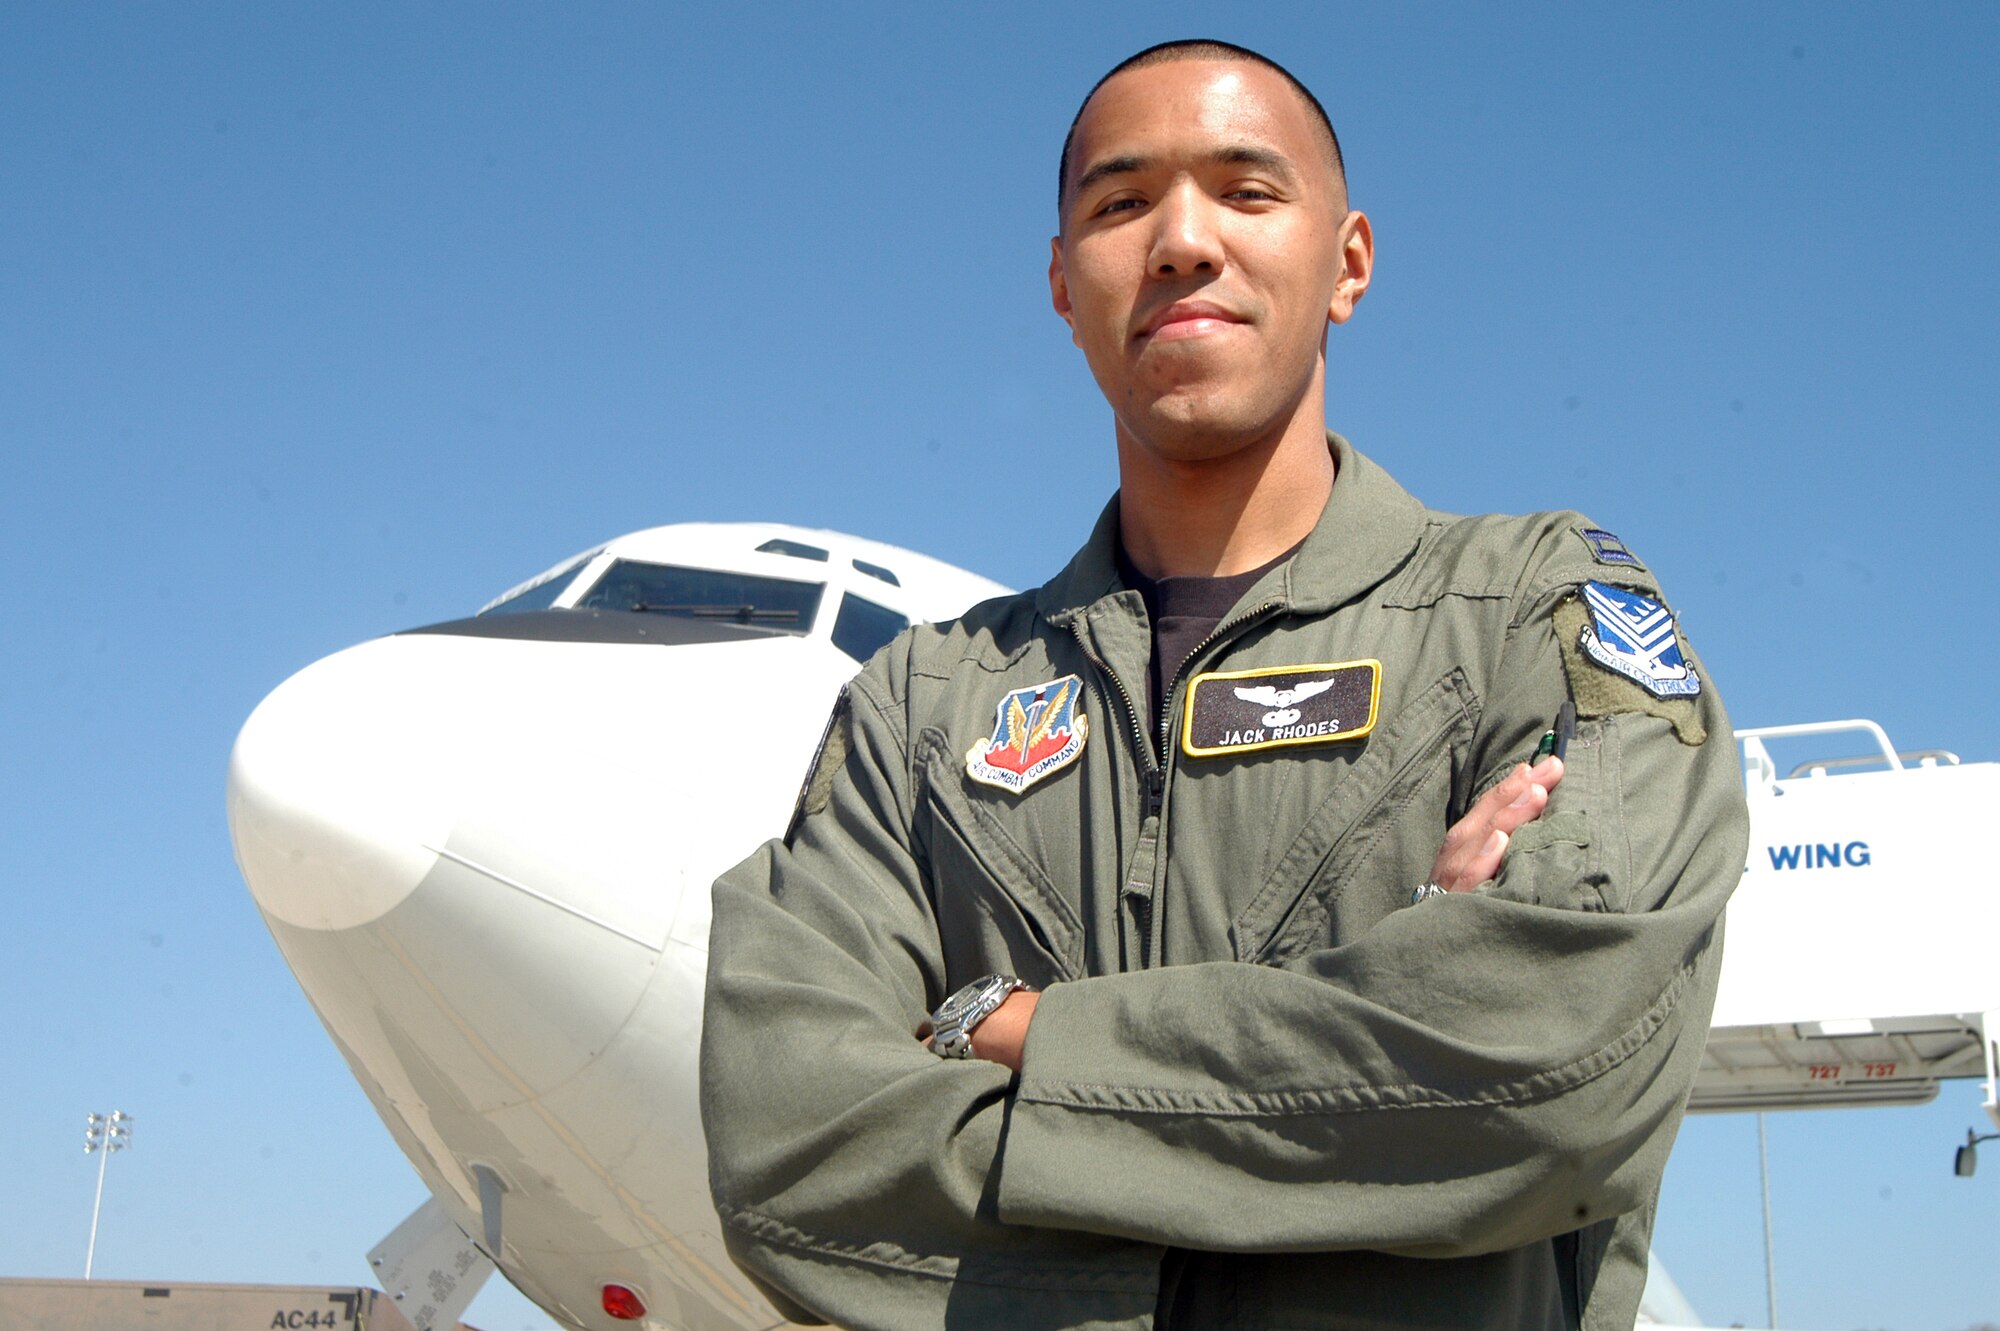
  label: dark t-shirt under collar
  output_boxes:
[1115,538,1304,739]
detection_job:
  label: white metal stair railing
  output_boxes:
[1785,749,1960,779]
[1737,718,1903,794]
[1738,716,1961,791]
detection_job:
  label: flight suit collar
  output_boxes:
[1035,498,1125,626]
[1035,432,1429,627]
[1279,433,1429,614]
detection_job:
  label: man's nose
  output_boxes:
[1147,181,1224,278]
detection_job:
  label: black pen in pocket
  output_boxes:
[1534,700,1577,763]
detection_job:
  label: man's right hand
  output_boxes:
[1427,755,1564,893]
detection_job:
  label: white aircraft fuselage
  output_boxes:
[227,524,1998,1331]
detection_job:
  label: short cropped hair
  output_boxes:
[1057,39,1346,214]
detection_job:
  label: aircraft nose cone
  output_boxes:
[228,627,698,1120]
[229,637,461,932]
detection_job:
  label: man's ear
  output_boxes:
[1049,236,1079,344]
[1327,210,1374,326]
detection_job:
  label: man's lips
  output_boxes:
[1135,300,1247,342]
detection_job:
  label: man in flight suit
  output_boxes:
[702,39,1749,1331]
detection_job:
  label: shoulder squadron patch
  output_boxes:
[1578,581,1701,698]
[1553,594,1706,745]
[1183,660,1380,758]
[1576,526,1640,566]
[965,675,1089,793]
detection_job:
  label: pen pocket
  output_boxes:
[1481,719,1609,912]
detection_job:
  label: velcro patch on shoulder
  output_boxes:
[1183,660,1380,758]
[1554,595,1706,745]
[787,686,853,844]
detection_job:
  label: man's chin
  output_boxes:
[1117,387,1292,458]
[1122,408,1287,466]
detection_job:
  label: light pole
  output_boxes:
[82,1110,134,1279]
[1757,1112,1778,1330]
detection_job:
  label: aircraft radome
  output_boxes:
[227,522,1999,1331]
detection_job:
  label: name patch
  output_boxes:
[1182,660,1381,758]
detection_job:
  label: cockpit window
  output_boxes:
[831,593,909,663]
[575,560,824,634]
[756,538,830,562]
[852,558,900,587]
[480,555,593,616]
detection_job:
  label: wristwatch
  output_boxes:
[925,974,1031,1059]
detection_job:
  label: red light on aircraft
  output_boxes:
[601,1283,647,1321]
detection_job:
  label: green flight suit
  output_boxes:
[701,434,1748,1330]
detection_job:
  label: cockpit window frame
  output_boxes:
[477,551,599,617]
[571,558,828,636]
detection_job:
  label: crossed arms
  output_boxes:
[700,583,1748,1327]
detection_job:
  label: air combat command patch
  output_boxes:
[1577,581,1701,698]
[1182,660,1380,757]
[965,675,1089,793]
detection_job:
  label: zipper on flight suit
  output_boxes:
[1072,602,1281,969]
[1153,603,1281,757]
[1070,622,1164,970]
[1141,603,1281,966]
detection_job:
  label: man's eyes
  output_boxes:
[1089,185,1281,218]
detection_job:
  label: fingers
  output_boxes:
[1437,822,1516,894]
[1488,759,1560,837]
[1454,827,1511,890]
[1426,756,1565,893]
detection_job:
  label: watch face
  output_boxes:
[927,976,1025,1059]
[935,975,1015,1028]
[935,978,996,1026]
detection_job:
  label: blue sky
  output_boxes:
[3,6,1996,1329]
